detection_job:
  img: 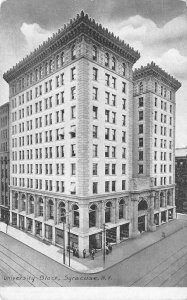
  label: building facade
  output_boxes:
[0,102,10,222]
[175,147,187,213]
[3,11,181,256]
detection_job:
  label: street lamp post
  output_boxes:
[103,223,106,266]
[68,223,71,267]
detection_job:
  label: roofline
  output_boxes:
[3,10,140,83]
[133,61,181,91]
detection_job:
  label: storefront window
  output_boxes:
[36,221,42,237]
[12,212,17,226]
[26,218,33,232]
[45,224,52,241]
[55,228,64,246]
[29,196,34,214]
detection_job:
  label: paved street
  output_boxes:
[0,225,187,287]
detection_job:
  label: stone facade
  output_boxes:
[3,12,181,257]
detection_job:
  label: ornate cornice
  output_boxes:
[133,61,181,91]
[3,11,140,83]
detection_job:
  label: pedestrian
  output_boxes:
[73,247,75,256]
[91,248,95,260]
[83,249,86,258]
[106,245,109,255]
[76,248,79,258]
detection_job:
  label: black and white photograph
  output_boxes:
[0,0,187,298]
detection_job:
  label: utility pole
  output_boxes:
[103,223,106,266]
[68,223,70,267]
[63,221,65,264]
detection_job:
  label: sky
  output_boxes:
[0,0,187,147]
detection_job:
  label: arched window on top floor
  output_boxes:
[112,56,116,71]
[56,54,60,69]
[92,45,97,61]
[139,81,143,93]
[122,63,126,76]
[155,82,158,93]
[105,52,109,67]
[71,45,76,60]
[61,52,64,66]
[49,59,53,73]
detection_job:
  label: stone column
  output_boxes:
[147,192,156,232]
[79,201,89,256]
[159,212,161,225]
[54,198,57,225]
[130,194,140,238]
[115,199,119,223]
[52,226,56,245]
[42,222,45,239]
[112,199,116,223]
[34,194,37,218]
[18,192,21,213]
[43,197,47,222]
[32,219,36,235]
[116,226,120,243]
[166,210,168,223]
[26,193,29,215]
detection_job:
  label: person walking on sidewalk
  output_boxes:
[83,249,86,258]
[91,248,95,260]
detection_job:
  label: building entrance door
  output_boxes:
[138,216,145,233]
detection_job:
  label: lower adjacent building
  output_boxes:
[175,147,187,213]
[3,12,181,257]
[0,102,10,222]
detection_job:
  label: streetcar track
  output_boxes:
[0,266,20,287]
[0,241,63,287]
[0,249,48,287]
[144,253,187,287]
[0,257,35,287]
[160,261,187,287]
[130,244,187,286]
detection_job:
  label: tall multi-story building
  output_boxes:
[175,147,187,213]
[3,11,181,256]
[0,102,10,222]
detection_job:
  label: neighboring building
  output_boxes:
[0,102,10,222]
[175,147,187,213]
[3,11,181,256]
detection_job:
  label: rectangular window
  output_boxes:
[122,131,126,143]
[105,110,110,122]
[122,82,126,93]
[71,163,76,175]
[112,77,116,89]
[93,144,98,157]
[112,181,116,191]
[139,151,143,161]
[112,164,116,175]
[105,164,110,175]
[71,106,76,119]
[105,181,110,192]
[139,138,143,147]
[105,128,110,140]
[93,182,98,194]
[139,111,143,121]
[139,97,143,107]
[122,147,126,159]
[93,106,98,119]
[122,164,126,174]
[139,165,143,174]
[122,180,126,190]
[139,124,143,134]
[93,125,98,138]
[105,146,109,158]
[71,87,76,100]
[105,74,110,86]
[71,67,76,80]
[93,68,98,81]
[93,163,98,175]
[122,98,126,110]
[112,146,116,158]
[105,92,110,105]
[93,87,98,100]
[71,144,76,157]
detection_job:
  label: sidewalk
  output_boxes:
[1,218,186,274]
